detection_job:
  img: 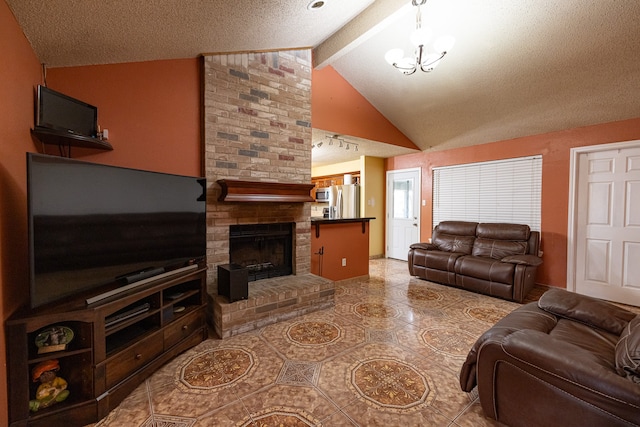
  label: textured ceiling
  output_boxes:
[8,0,640,166]
[327,0,640,154]
[7,0,375,66]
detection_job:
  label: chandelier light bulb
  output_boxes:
[385,48,404,65]
[399,56,415,69]
[433,35,456,54]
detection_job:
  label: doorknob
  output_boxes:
[413,223,418,227]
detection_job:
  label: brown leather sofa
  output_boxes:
[460,288,640,427]
[408,221,542,302]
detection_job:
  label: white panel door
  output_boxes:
[386,168,420,261]
[574,145,640,305]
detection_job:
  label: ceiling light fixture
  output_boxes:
[385,0,455,75]
[307,0,326,11]
[311,134,359,153]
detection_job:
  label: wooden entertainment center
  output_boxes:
[6,266,208,427]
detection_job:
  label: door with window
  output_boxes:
[570,141,640,305]
[386,168,420,261]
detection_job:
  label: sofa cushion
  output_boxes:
[550,319,619,370]
[615,315,640,383]
[419,250,466,272]
[454,255,515,284]
[472,238,528,260]
[432,232,475,255]
[476,222,530,240]
[436,221,478,236]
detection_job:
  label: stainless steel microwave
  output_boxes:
[315,187,330,202]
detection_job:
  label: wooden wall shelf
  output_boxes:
[217,179,314,203]
[31,127,113,151]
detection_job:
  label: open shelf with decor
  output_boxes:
[26,321,92,361]
[6,266,208,427]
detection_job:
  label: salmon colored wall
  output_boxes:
[312,66,418,150]
[0,35,201,422]
[46,58,201,176]
[387,117,640,289]
[311,222,371,281]
[0,1,45,423]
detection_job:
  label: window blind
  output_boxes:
[432,155,542,231]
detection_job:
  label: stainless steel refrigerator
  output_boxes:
[336,184,360,218]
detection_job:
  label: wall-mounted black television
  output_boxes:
[35,85,98,138]
[27,153,207,309]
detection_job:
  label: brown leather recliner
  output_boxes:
[460,288,640,427]
[408,221,542,302]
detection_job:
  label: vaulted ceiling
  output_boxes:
[8,0,640,166]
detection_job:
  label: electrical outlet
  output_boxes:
[342,258,347,267]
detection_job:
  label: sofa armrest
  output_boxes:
[504,330,640,399]
[409,242,437,251]
[475,329,640,426]
[500,254,542,266]
[538,288,636,335]
[460,302,556,391]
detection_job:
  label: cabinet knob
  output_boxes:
[182,325,189,330]
[135,353,142,360]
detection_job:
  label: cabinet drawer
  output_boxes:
[105,334,163,389]
[164,309,204,350]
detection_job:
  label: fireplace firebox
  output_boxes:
[229,223,293,281]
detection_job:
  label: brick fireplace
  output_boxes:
[229,222,293,281]
[203,50,334,337]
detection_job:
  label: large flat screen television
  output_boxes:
[27,153,207,309]
[35,85,98,138]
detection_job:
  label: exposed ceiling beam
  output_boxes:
[313,0,410,69]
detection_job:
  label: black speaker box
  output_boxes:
[217,263,248,302]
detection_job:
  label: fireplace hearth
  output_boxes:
[229,223,293,281]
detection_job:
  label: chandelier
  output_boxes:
[384,0,455,75]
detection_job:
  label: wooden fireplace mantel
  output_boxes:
[217,179,315,203]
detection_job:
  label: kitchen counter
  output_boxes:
[311,217,375,238]
[310,217,375,282]
[310,217,375,223]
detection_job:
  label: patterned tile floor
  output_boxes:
[94,259,545,427]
